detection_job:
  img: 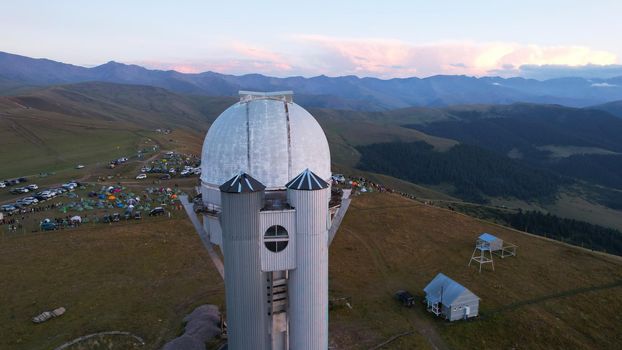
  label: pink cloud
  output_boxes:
[135,43,296,76]
[133,36,619,78]
[297,35,618,78]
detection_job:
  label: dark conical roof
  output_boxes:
[285,169,329,191]
[220,172,266,193]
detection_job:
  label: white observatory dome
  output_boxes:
[201,91,331,189]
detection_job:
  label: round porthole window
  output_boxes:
[264,225,289,252]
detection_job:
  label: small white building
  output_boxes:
[424,273,479,321]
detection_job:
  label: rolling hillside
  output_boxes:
[2,81,621,234]
[0,82,219,178]
[329,193,622,349]
[592,99,622,118]
[3,192,620,349]
[0,82,455,178]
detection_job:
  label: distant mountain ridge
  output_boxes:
[591,99,622,118]
[2,51,622,110]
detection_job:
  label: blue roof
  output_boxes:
[424,273,479,305]
[479,233,499,243]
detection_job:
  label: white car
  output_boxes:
[23,197,39,204]
[27,184,39,190]
[76,164,85,169]
[0,182,5,188]
[1,204,16,212]
[332,174,346,183]
[62,183,77,190]
[136,174,147,180]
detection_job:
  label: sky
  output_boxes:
[1,0,621,79]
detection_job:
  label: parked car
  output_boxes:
[75,164,85,169]
[20,197,38,205]
[160,174,171,180]
[112,213,121,222]
[134,212,142,220]
[332,174,346,183]
[0,182,5,188]
[18,177,28,182]
[136,173,147,180]
[102,215,112,223]
[1,204,16,212]
[62,182,77,190]
[395,290,415,307]
[123,210,133,220]
[12,201,27,208]
[26,184,38,190]
[149,207,165,216]
[15,200,29,207]
[11,187,29,194]
[40,219,57,231]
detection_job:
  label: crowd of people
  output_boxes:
[345,175,420,201]
[2,202,64,231]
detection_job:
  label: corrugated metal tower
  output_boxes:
[199,91,347,350]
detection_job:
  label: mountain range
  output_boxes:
[3,51,622,110]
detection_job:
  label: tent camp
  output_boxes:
[423,273,479,321]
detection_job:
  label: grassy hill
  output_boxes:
[0,81,621,348]
[0,216,225,350]
[1,81,620,234]
[329,193,622,349]
[2,192,620,349]
[0,82,220,179]
[0,82,456,179]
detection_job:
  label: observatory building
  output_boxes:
[199,91,348,350]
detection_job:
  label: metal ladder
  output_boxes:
[269,277,288,313]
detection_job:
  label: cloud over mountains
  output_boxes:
[136,35,621,79]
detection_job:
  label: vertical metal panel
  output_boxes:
[201,102,249,187]
[221,191,271,350]
[287,187,330,350]
[206,215,222,246]
[288,103,332,182]
[248,100,290,184]
[201,182,222,207]
[287,188,330,234]
[259,210,297,271]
